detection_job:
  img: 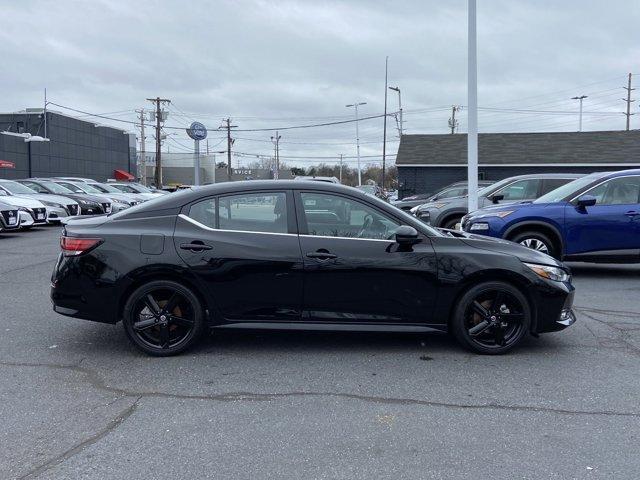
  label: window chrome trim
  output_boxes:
[178,213,297,237]
[569,174,640,203]
[299,234,394,243]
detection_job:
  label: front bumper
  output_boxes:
[533,279,576,333]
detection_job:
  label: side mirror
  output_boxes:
[491,194,504,204]
[576,195,597,209]
[395,225,420,245]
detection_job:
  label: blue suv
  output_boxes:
[461,169,640,263]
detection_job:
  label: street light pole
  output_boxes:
[571,95,588,132]
[388,86,403,136]
[346,102,366,186]
[467,0,479,213]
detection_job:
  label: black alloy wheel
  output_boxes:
[451,281,531,354]
[123,280,205,356]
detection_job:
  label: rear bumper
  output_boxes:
[50,253,121,324]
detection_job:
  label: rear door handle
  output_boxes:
[180,242,213,252]
[306,251,337,260]
[625,211,640,217]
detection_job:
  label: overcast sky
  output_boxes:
[2,0,639,166]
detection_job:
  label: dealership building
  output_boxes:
[0,109,137,181]
[396,130,640,198]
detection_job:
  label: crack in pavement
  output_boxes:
[17,395,142,480]
[1,360,639,419]
[0,258,59,276]
[574,305,640,319]
[575,309,640,358]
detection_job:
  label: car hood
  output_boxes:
[466,201,558,219]
[98,193,134,204]
[416,196,468,211]
[440,228,563,267]
[69,193,112,204]
[0,195,45,208]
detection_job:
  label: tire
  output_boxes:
[510,230,557,258]
[451,281,531,355]
[122,280,206,356]
[442,216,463,229]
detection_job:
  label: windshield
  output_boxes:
[91,183,120,193]
[534,173,602,203]
[112,184,136,193]
[77,183,103,194]
[478,178,516,197]
[41,181,74,194]
[0,181,38,195]
[126,183,153,193]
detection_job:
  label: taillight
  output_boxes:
[60,236,103,256]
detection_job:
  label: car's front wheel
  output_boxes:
[451,281,531,354]
[122,280,206,356]
[510,231,557,258]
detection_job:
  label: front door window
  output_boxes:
[300,192,400,240]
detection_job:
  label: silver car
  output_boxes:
[411,174,584,229]
[0,179,80,224]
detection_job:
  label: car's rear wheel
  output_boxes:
[122,280,205,356]
[451,281,531,354]
[510,231,557,258]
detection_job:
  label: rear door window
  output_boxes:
[542,178,572,195]
[496,179,540,201]
[218,192,288,233]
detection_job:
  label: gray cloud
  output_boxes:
[1,0,638,165]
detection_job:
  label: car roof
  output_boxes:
[119,180,373,215]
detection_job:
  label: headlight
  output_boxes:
[469,222,489,231]
[524,263,569,282]
[42,200,64,208]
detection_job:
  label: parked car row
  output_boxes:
[0,177,166,232]
[400,169,640,263]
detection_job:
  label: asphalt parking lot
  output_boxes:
[1,226,639,479]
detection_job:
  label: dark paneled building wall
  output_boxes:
[396,131,640,198]
[0,111,135,181]
[398,165,629,198]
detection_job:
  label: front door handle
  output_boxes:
[306,250,337,260]
[180,242,213,252]
[625,211,640,218]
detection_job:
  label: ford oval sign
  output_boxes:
[186,122,208,141]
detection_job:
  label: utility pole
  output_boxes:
[146,97,170,187]
[389,86,403,136]
[271,131,281,180]
[571,95,587,132]
[339,154,343,183]
[136,108,146,185]
[220,118,237,181]
[382,56,388,191]
[448,105,461,134]
[623,73,635,131]
[346,102,366,186]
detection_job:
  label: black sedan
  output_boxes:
[51,180,576,356]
